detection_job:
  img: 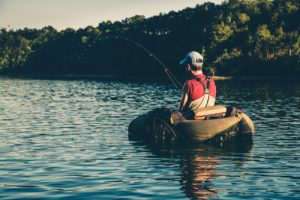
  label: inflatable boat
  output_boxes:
[128,106,255,146]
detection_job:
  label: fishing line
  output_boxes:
[79,35,182,90]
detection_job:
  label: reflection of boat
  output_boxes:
[128,106,255,147]
[179,143,253,200]
[129,136,253,200]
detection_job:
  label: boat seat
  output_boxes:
[194,105,226,120]
[170,105,227,124]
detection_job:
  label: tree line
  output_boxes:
[0,0,299,78]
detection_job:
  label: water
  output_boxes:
[0,76,299,199]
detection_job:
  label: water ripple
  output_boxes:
[0,77,299,199]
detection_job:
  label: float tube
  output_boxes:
[128,106,255,146]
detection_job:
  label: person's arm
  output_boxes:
[179,83,189,111]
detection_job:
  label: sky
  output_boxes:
[0,0,223,31]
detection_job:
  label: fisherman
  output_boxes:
[178,51,216,119]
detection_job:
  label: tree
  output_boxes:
[0,0,299,77]
[213,22,234,44]
[255,24,275,60]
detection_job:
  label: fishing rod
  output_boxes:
[82,35,182,90]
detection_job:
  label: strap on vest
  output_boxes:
[195,77,211,94]
[194,77,212,108]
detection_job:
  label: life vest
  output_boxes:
[183,76,216,119]
[188,77,216,110]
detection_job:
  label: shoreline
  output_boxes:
[1,73,300,81]
[211,76,300,81]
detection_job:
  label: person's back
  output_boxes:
[178,51,216,119]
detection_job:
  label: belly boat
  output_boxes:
[128,106,255,146]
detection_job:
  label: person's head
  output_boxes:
[179,51,204,72]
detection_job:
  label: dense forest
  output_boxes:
[0,0,299,78]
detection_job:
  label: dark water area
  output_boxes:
[0,76,299,199]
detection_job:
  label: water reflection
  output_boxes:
[180,152,219,199]
[130,140,253,200]
[182,144,253,200]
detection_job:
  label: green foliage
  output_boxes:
[0,0,299,77]
[213,22,234,43]
[257,25,273,41]
[238,13,250,24]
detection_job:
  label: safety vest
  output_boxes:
[188,77,215,111]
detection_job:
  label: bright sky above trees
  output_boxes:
[0,0,223,30]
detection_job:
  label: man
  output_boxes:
[178,51,216,119]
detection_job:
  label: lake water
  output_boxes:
[0,76,299,199]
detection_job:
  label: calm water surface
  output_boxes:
[0,76,299,199]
